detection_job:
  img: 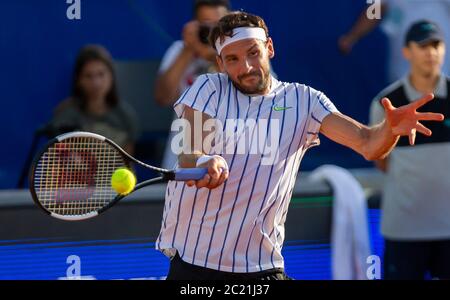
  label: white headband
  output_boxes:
[215,27,267,55]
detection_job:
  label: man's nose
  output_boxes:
[426,45,438,56]
[241,59,253,73]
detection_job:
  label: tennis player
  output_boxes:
[156,11,444,280]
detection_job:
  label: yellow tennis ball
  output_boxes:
[111,168,136,195]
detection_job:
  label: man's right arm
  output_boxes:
[154,21,217,107]
[338,2,388,54]
[178,106,229,189]
[154,47,194,107]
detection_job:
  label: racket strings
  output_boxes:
[34,137,126,216]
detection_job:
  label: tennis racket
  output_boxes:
[29,131,207,221]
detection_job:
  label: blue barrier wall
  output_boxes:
[0,0,388,188]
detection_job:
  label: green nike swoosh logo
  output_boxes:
[273,106,292,111]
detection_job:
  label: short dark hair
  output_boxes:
[194,0,231,16]
[209,11,269,51]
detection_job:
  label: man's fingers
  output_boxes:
[381,98,395,111]
[217,168,229,186]
[412,93,434,109]
[186,180,196,187]
[207,165,221,188]
[190,155,229,190]
[195,174,211,189]
[207,168,229,189]
[209,165,220,179]
[409,128,417,145]
[416,112,445,122]
[416,122,432,136]
[195,168,228,190]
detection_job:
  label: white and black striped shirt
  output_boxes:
[156,73,338,273]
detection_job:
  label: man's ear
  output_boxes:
[216,55,225,72]
[402,45,411,62]
[266,37,275,59]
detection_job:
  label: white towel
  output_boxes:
[310,165,371,280]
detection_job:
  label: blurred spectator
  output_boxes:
[50,45,139,154]
[339,0,450,82]
[154,0,230,169]
[369,21,450,279]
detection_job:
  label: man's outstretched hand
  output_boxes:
[381,93,445,145]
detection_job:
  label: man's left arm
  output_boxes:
[320,94,444,161]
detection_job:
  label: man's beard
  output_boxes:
[232,68,271,95]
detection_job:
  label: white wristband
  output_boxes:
[196,155,214,167]
[196,155,229,170]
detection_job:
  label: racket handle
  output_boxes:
[174,168,208,181]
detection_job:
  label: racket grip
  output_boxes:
[174,168,208,181]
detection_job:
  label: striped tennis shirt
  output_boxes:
[156,73,338,273]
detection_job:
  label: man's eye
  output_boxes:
[250,51,258,56]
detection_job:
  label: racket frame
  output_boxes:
[29,131,178,221]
